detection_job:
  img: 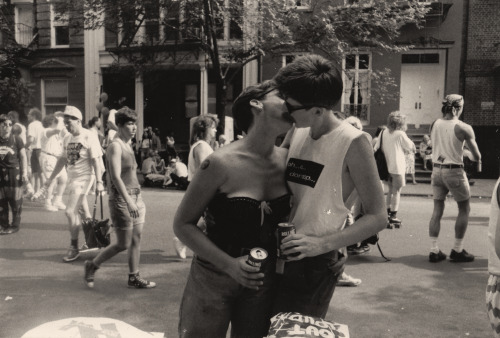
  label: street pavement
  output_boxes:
[0,182,497,338]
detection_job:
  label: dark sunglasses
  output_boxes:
[63,115,79,121]
[1,123,13,127]
[284,101,318,114]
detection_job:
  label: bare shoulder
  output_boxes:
[455,122,475,139]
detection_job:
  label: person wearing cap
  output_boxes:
[428,94,482,263]
[26,108,45,194]
[44,105,104,262]
[0,114,28,235]
[166,157,188,190]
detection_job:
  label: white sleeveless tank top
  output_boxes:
[187,140,213,181]
[431,119,464,165]
[286,122,363,236]
[488,179,500,275]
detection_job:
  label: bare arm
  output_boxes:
[279,126,295,149]
[46,156,67,183]
[462,125,481,162]
[282,136,387,259]
[26,135,34,149]
[173,155,263,289]
[19,148,28,182]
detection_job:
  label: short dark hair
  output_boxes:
[115,106,137,126]
[42,115,58,128]
[274,54,343,109]
[88,116,100,128]
[232,80,277,133]
[29,108,42,121]
[7,111,19,123]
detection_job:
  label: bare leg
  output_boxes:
[429,199,445,238]
[128,222,145,274]
[93,228,132,267]
[455,199,471,239]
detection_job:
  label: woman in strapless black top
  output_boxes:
[174,80,294,338]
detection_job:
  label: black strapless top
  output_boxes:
[205,192,292,258]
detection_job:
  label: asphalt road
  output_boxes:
[0,189,494,338]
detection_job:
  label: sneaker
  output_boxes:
[0,226,19,235]
[429,250,447,263]
[347,245,370,256]
[52,200,66,210]
[128,274,156,289]
[63,246,80,262]
[449,249,475,263]
[173,237,187,259]
[84,260,99,288]
[45,203,58,212]
[79,243,99,253]
[337,272,362,287]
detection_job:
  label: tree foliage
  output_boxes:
[0,3,33,113]
[58,0,429,128]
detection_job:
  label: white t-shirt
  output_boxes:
[173,161,188,178]
[488,178,500,275]
[375,129,413,176]
[27,120,44,149]
[431,119,465,165]
[286,123,362,236]
[63,128,103,178]
[107,109,117,144]
[41,128,67,157]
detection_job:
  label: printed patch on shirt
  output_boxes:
[0,146,15,161]
[67,143,83,166]
[286,158,324,188]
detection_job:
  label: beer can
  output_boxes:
[277,222,296,258]
[247,248,268,270]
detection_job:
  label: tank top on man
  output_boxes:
[431,119,464,165]
[187,140,213,181]
[285,122,363,236]
[107,137,140,197]
[488,179,500,275]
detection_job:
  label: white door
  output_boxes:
[400,50,445,128]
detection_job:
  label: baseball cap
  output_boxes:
[63,106,83,120]
[442,94,463,107]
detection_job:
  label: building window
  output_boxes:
[402,53,439,64]
[50,4,69,47]
[342,53,371,122]
[42,79,68,116]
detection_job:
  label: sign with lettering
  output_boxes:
[22,317,164,338]
[266,312,349,338]
[286,158,324,188]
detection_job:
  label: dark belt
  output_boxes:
[433,163,463,169]
[127,188,141,195]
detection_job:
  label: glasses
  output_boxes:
[284,101,318,114]
[63,116,79,122]
[1,123,12,127]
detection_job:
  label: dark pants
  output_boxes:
[273,250,346,319]
[0,167,23,229]
[171,174,189,190]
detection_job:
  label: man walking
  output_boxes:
[26,108,45,194]
[45,106,104,262]
[273,54,387,318]
[428,94,481,263]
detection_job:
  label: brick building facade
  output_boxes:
[463,0,500,177]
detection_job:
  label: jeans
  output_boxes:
[273,250,346,319]
[179,255,277,338]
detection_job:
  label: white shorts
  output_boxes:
[67,175,95,196]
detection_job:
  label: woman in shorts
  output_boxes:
[174,81,293,338]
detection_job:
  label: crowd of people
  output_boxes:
[2,53,498,337]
